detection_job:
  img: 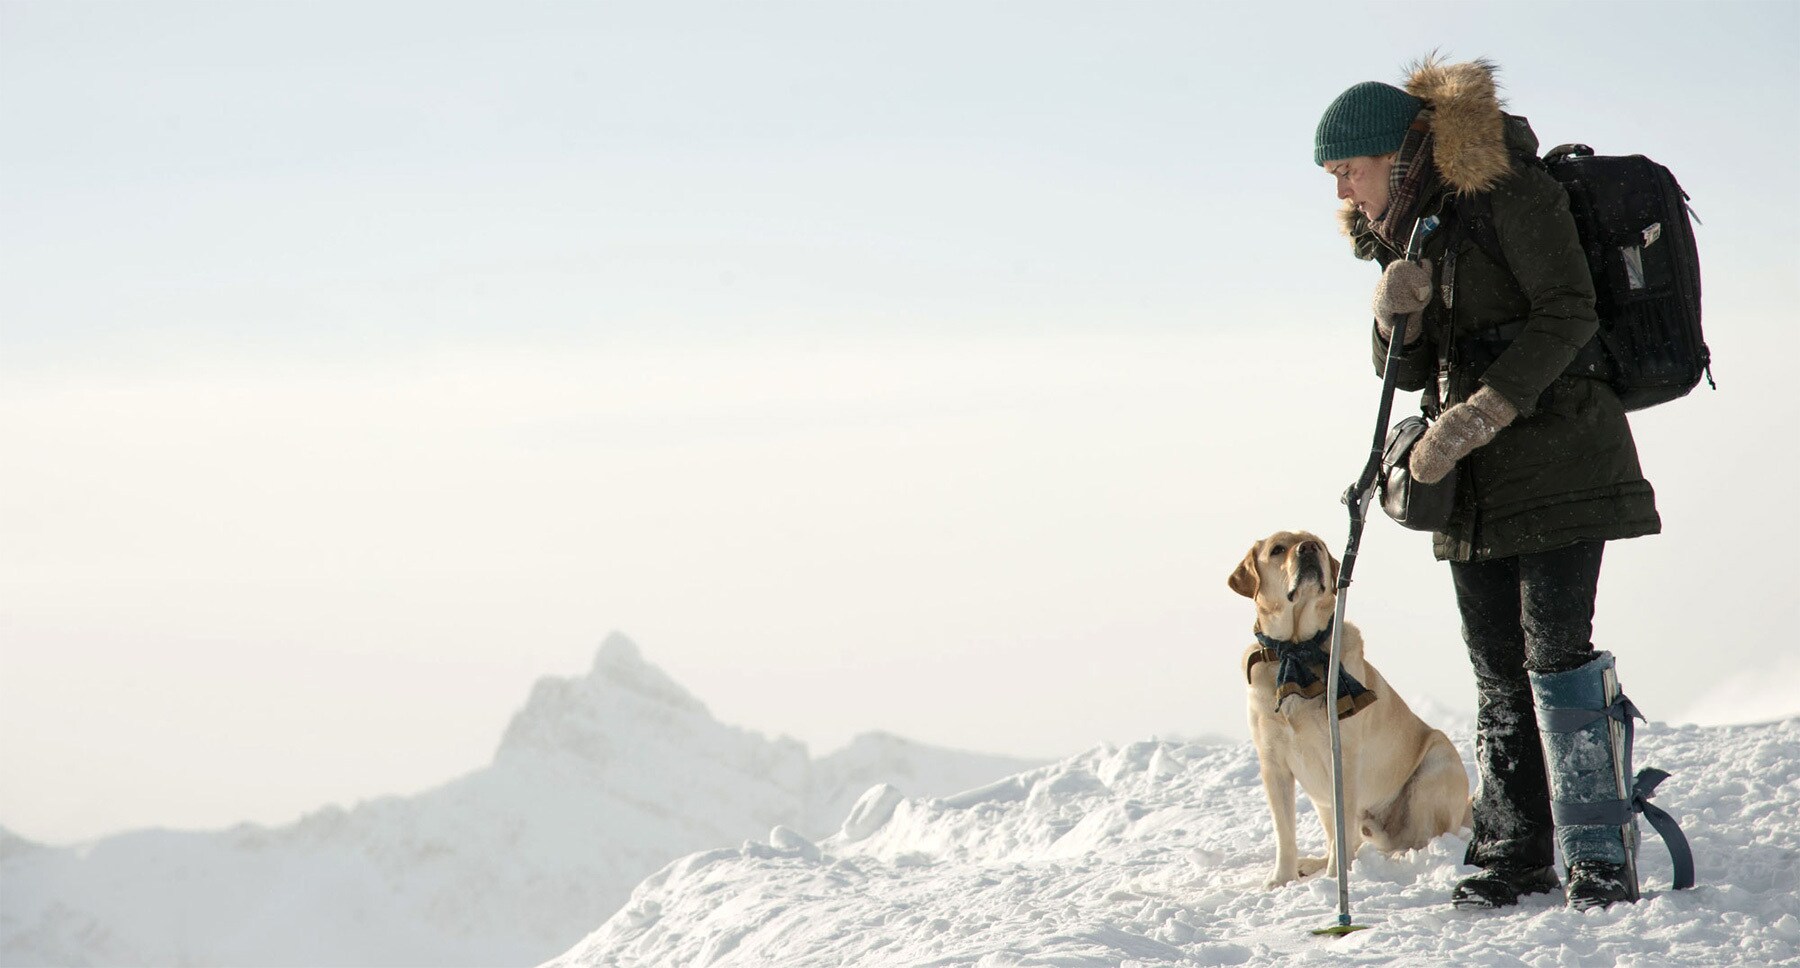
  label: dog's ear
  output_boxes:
[1326,551,1341,590]
[1227,544,1261,599]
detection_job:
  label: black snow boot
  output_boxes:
[1451,864,1560,909]
[1566,860,1635,911]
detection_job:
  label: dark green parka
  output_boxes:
[1343,60,1660,562]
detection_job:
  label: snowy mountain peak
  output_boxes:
[2,636,1042,967]
[586,631,706,714]
[495,633,710,762]
[593,630,644,668]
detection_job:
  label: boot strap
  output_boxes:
[1537,694,1642,733]
[1631,770,1697,892]
[1552,770,1695,891]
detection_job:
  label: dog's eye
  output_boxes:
[1267,544,1286,557]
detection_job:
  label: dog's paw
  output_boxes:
[1298,856,1328,878]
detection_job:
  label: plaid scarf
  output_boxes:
[1371,108,1438,252]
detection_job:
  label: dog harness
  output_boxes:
[1246,619,1377,720]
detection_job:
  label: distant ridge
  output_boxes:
[0,633,1042,967]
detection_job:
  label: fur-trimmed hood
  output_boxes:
[1336,56,1516,236]
[1406,56,1511,193]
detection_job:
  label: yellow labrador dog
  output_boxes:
[1229,530,1471,889]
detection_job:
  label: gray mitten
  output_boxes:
[1409,386,1519,484]
[1373,259,1432,345]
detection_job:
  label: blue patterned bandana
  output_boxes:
[1247,620,1377,720]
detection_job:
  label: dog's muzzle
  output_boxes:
[1287,544,1326,603]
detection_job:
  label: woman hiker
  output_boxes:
[1312,57,1661,910]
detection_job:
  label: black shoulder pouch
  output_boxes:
[1379,415,1458,532]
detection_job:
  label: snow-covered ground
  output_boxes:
[0,634,1040,967]
[551,717,1800,968]
[10,635,1798,968]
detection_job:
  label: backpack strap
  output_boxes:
[1544,142,1595,166]
[1445,151,1610,393]
[1455,144,1546,270]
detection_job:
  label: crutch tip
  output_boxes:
[1310,923,1371,936]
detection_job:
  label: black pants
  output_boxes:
[1449,540,1605,870]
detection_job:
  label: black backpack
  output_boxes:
[1460,143,1713,412]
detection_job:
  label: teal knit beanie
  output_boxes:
[1313,81,1423,166]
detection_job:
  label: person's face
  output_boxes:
[1323,154,1395,221]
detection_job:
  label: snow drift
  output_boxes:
[0,634,1039,967]
[551,717,1800,967]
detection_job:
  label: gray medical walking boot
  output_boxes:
[1529,652,1695,909]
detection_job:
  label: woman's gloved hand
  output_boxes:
[1373,259,1432,345]
[1409,385,1518,484]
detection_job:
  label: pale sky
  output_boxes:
[3,0,1797,844]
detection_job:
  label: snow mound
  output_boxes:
[548,719,1800,968]
[0,634,1041,967]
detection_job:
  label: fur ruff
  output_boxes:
[1335,55,1511,238]
[1403,55,1510,194]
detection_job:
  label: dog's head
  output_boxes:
[1227,530,1341,638]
